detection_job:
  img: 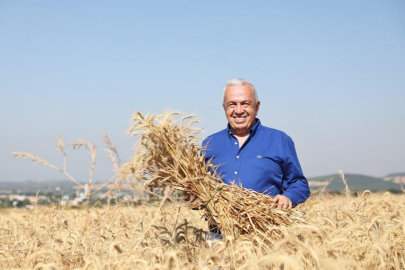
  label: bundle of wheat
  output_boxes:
[120,111,306,242]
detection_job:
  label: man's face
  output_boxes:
[223,84,260,137]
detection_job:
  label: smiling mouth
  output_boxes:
[233,116,247,123]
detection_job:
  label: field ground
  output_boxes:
[0,192,404,269]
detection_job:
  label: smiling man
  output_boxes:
[203,79,310,212]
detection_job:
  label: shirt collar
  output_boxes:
[227,118,261,138]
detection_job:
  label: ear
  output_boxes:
[255,101,261,115]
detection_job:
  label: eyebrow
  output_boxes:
[226,100,251,105]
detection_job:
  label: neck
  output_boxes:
[233,131,249,138]
[233,132,249,147]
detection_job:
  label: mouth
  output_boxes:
[233,116,247,123]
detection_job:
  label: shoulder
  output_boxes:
[258,125,298,159]
[258,124,292,141]
[257,125,296,150]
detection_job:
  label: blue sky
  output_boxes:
[1,0,404,182]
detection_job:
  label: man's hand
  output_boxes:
[271,194,292,209]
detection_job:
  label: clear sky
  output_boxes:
[1,0,404,183]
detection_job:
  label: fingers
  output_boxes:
[272,195,292,209]
[277,197,290,209]
[271,195,280,208]
[278,200,290,209]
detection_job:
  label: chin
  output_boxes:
[231,124,245,130]
[234,126,249,133]
[234,124,247,130]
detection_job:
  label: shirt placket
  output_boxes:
[230,135,242,179]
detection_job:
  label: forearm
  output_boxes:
[282,178,311,206]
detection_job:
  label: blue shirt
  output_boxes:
[202,119,310,206]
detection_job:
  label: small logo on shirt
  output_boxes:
[257,155,262,159]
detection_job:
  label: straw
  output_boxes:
[120,112,306,241]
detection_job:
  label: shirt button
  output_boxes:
[234,142,237,145]
[234,171,238,174]
[236,156,239,158]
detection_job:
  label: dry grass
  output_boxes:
[0,192,404,269]
[9,111,405,269]
[120,112,305,241]
[12,134,121,209]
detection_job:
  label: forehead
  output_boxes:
[224,84,255,102]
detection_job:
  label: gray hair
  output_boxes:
[222,78,259,106]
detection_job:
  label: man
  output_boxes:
[203,78,310,210]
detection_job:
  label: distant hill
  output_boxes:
[382,172,405,185]
[385,172,405,177]
[308,173,403,192]
[1,172,403,195]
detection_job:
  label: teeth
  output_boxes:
[234,117,246,121]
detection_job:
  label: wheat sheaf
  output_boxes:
[120,111,306,242]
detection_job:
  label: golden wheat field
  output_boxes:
[8,112,405,269]
[0,191,404,270]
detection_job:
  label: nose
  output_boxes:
[235,104,243,114]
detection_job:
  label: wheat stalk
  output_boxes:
[12,135,122,210]
[120,111,306,241]
[102,132,121,174]
[339,170,350,199]
[12,150,84,189]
